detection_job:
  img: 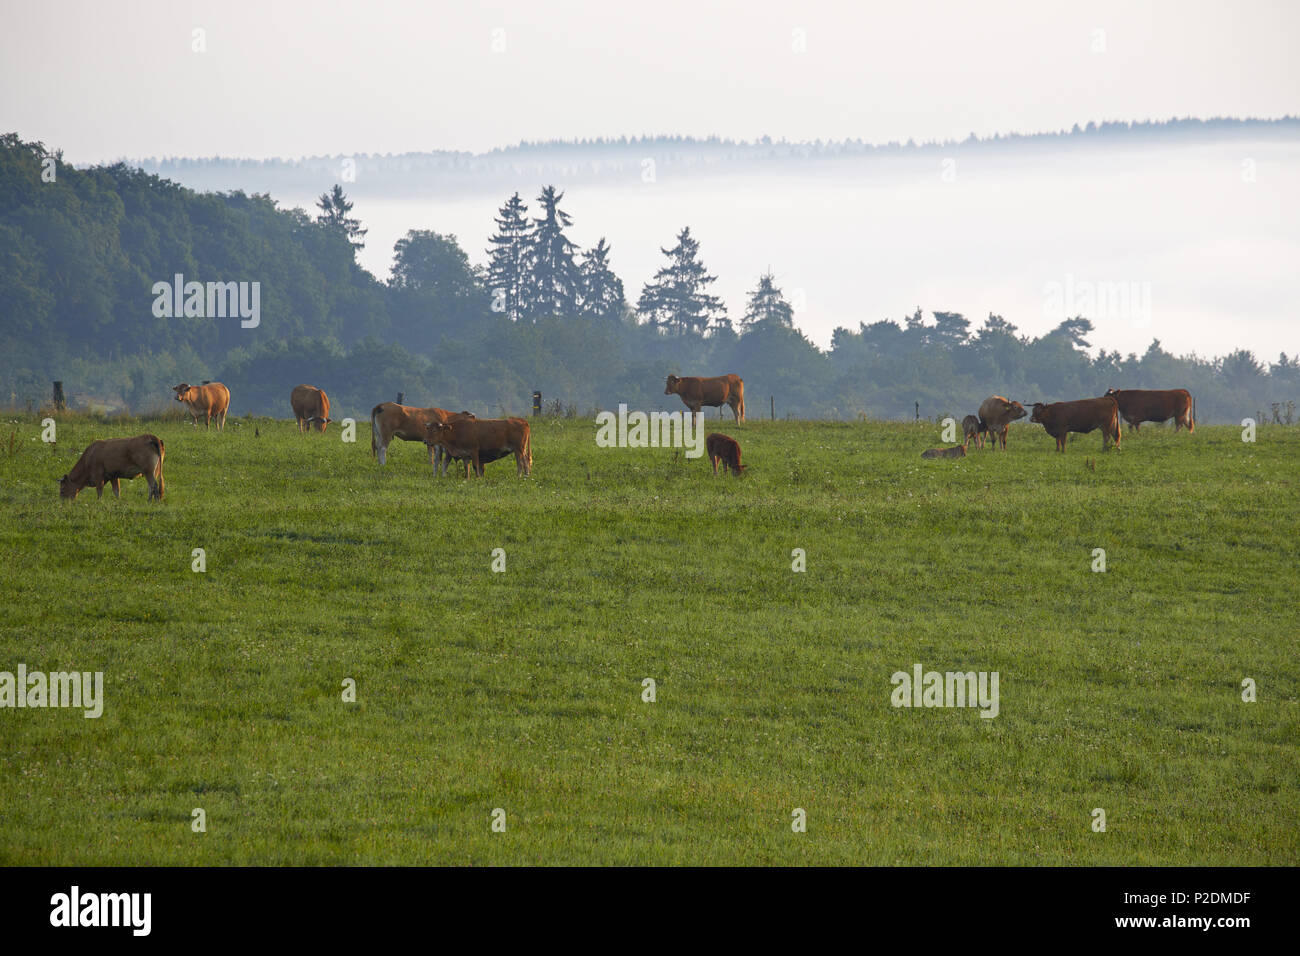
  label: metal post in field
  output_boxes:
[770,396,774,421]
[915,401,920,422]
[533,391,542,416]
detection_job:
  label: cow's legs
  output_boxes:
[111,478,121,498]
[96,482,104,498]
[711,455,718,475]
[376,439,387,466]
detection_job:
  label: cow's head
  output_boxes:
[1003,400,1027,422]
[172,384,193,402]
[310,416,333,433]
[57,474,78,499]
[664,375,680,395]
[1029,402,1049,423]
[1104,388,1121,398]
[424,421,450,446]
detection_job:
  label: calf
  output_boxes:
[1030,397,1122,452]
[665,374,745,422]
[961,414,986,449]
[921,445,967,460]
[424,417,532,477]
[59,435,165,501]
[173,382,230,430]
[706,433,746,475]
[1104,388,1194,433]
[371,402,473,472]
[290,384,332,433]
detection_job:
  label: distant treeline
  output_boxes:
[2,132,1297,424]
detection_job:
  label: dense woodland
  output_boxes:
[2,132,1297,424]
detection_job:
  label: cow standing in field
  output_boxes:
[977,396,1027,450]
[424,417,532,477]
[706,433,746,475]
[59,435,165,501]
[1030,397,1122,452]
[665,374,745,423]
[173,382,230,430]
[1104,388,1194,433]
[961,414,986,449]
[290,384,332,433]
[371,402,473,471]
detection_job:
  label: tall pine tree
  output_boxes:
[636,226,726,335]
[741,270,794,330]
[523,185,581,321]
[578,238,626,320]
[486,192,531,322]
[316,184,367,250]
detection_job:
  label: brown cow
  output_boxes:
[59,435,165,501]
[706,433,746,475]
[1030,397,1122,452]
[173,382,230,430]
[290,384,332,433]
[665,374,745,422]
[961,414,986,449]
[976,396,1027,450]
[1104,388,1194,433]
[921,445,967,459]
[424,417,532,477]
[371,402,473,471]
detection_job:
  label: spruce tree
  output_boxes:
[524,185,581,320]
[578,238,626,320]
[486,192,531,322]
[636,226,726,335]
[316,184,367,249]
[741,270,794,330]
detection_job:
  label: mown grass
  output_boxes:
[0,412,1296,865]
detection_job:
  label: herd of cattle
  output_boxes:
[53,374,1195,500]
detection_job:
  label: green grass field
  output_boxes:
[1,411,1296,865]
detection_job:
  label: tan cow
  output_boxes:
[59,435,165,501]
[424,417,532,477]
[977,396,1027,450]
[706,433,746,475]
[371,402,473,471]
[665,374,745,422]
[173,382,230,430]
[290,384,332,433]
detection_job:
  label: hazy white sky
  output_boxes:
[2,0,1297,162]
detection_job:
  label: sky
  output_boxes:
[2,0,1297,161]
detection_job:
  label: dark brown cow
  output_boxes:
[371,402,473,472]
[1030,397,1122,452]
[290,384,332,433]
[173,382,230,430]
[665,374,745,422]
[706,433,746,475]
[977,396,1027,450]
[59,435,165,501]
[424,417,532,477]
[1104,388,1194,433]
[921,445,967,459]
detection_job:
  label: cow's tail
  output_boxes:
[370,403,386,458]
[152,436,165,499]
[522,426,533,475]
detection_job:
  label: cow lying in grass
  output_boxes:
[59,435,165,501]
[921,445,967,459]
[706,433,746,475]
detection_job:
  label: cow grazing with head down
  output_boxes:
[706,433,746,475]
[665,374,745,423]
[290,384,332,433]
[370,402,473,472]
[1104,388,1194,433]
[59,435,165,501]
[172,382,230,430]
[961,414,986,449]
[424,417,532,477]
[1030,397,1122,452]
[976,396,1027,450]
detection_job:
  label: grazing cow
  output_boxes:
[977,396,1027,450]
[290,384,332,433]
[172,382,230,430]
[59,435,165,501]
[1104,388,1194,433]
[961,414,986,449]
[665,374,745,422]
[424,417,532,477]
[1030,397,1122,452]
[370,402,473,471]
[921,445,967,460]
[706,433,746,475]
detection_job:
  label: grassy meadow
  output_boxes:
[0,410,1296,865]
